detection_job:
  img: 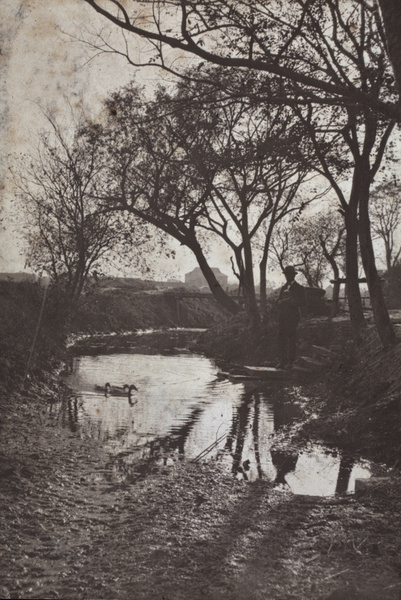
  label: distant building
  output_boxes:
[185,267,228,290]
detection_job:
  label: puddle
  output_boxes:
[277,445,372,496]
[57,335,383,496]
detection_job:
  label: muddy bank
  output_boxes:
[1,379,401,600]
[198,314,401,469]
[1,305,401,599]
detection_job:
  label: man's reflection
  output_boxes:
[270,449,299,485]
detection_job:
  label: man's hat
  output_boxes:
[283,265,297,275]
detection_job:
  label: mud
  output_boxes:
[1,334,401,599]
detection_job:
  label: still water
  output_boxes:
[59,344,374,496]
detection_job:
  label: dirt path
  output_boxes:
[1,382,401,600]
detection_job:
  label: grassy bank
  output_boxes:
[71,288,230,333]
[0,282,67,391]
[197,312,401,469]
[300,324,401,467]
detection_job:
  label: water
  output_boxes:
[59,340,377,496]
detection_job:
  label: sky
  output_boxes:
[0,0,225,282]
[1,1,399,286]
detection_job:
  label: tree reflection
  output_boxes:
[252,392,263,479]
[335,454,355,495]
[231,392,254,478]
[59,396,79,433]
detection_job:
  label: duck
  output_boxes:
[94,382,112,394]
[111,384,139,396]
[109,383,130,395]
[94,383,138,396]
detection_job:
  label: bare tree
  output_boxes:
[166,69,321,319]
[370,180,401,270]
[80,0,399,345]
[94,72,322,322]
[12,118,142,304]
[279,2,398,347]
[81,0,400,120]
[93,85,241,314]
[271,211,345,292]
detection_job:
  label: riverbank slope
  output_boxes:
[1,364,401,600]
[197,311,401,467]
[0,280,231,391]
[1,284,401,599]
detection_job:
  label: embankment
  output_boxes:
[196,312,353,366]
[301,324,401,467]
[197,313,401,469]
[71,289,231,333]
[0,281,230,391]
[0,282,66,391]
[1,283,401,599]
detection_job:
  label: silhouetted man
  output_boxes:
[277,266,306,369]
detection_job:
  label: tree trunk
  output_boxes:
[378,0,401,100]
[188,237,241,314]
[241,216,260,326]
[358,182,397,347]
[335,455,355,495]
[331,279,340,318]
[344,205,366,344]
[74,269,87,303]
[259,260,268,317]
[127,209,242,316]
[320,238,342,317]
[385,240,392,272]
[329,261,341,317]
[259,220,275,317]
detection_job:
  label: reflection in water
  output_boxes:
[67,397,79,433]
[271,450,299,485]
[335,455,355,495]
[231,393,253,479]
[59,349,375,496]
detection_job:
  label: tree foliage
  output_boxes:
[378,0,401,96]
[271,210,346,289]
[80,0,399,344]
[94,69,321,320]
[12,118,147,303]
[370,179,401,270]
[82,0,400,120]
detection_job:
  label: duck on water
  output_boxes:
[94,382,138,396]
